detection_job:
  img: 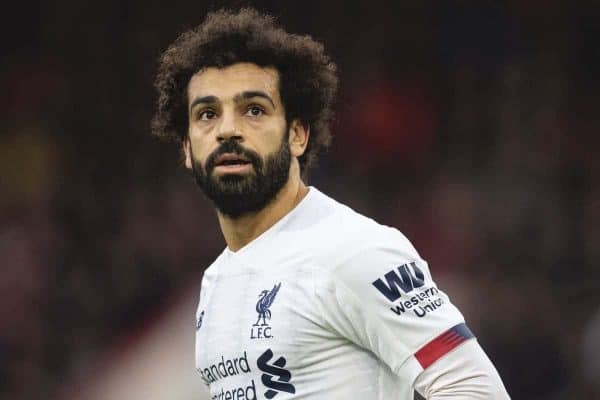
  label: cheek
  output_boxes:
[188,140,212,167]
[261,122,288,153]
[188,123,214,152]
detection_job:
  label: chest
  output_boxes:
[194,265,409,399]
[195,267,333,396]
[196,267,322,362]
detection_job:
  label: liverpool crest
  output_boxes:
[251,282,281,339]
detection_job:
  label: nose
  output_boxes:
[216,110,242,142]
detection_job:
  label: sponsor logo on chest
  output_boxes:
[257,348,295,398]
[198,348,294,399]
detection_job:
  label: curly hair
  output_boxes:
[152,8,339,174]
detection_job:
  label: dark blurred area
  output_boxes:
[1,1,599,399]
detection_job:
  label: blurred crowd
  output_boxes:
[1,2,598,399]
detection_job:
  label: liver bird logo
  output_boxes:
[254,283,281,326]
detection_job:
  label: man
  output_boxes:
[152,8,509,400]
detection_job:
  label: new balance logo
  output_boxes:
[196,310,205,331]
[257,348,295,399]
[372,262,425,301]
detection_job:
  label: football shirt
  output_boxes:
[195,187,473,400]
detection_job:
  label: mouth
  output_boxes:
[214,153,251,167]
[213,153,253,174]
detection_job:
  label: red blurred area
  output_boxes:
[340,80,436,167]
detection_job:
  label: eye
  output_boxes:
[245,105,264,117]
[199,109,217,121]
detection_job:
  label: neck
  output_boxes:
[217,174,309,252]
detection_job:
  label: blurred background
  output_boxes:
[1,1,599,399]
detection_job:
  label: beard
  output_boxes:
[190,132,291,218]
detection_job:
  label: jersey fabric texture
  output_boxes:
[195,187,472,400]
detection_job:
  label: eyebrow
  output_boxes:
[189,91,276,112]
[189,95,218,112]
[235,91,276,109]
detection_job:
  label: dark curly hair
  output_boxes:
[152,8,339,174]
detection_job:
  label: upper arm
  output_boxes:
[316,231,507,395]
[316,235,467,380]
[414,339,510,399]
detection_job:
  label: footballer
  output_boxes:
[152,8,510,400]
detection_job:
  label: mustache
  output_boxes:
[205,140,262,172]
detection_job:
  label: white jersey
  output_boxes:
[195,187,474,400]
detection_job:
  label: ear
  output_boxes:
[183,137,192,170]
[288,119,310,158]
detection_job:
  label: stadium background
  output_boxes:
[2,1,599,399]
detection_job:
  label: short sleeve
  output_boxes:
[315,234,473,385]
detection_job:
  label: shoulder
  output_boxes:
[200,249,228,285]
[307,188,423,276]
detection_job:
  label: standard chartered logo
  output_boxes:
[199,349,295,399]
[257,349,295,399]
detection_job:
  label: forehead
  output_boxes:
[187,62,281,103]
